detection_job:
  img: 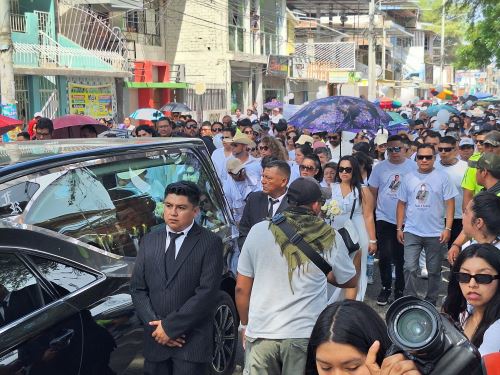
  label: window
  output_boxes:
[0,253,51,328]
[125,0,161,46]
[28,256,98,296]
[0,149,229,258]
[0,181,39,218]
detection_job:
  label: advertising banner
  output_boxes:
[267,55,289,78]
[68,83,113,118]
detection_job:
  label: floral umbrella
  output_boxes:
[264,101,283,109]
[288,96,392,134]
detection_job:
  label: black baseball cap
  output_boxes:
[287,177,324,206]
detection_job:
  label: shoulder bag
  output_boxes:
[337,194,361,254]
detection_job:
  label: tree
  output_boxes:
[447,0,500,68]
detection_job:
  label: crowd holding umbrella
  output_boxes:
[129,108,164,121]
[52,115,108,139]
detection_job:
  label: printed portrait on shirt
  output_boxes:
[415,183,429,203]
[388,174,401,193]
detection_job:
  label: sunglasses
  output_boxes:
[455,272,499,284]
[438,147,454,153]
[299,165,316,171]
[475,140,485,145]
[249,148,256,152]
[244,131,253,135]
[287,135,296,139]
[212,127,223,132]
[328,136,339,140]
[387,147,402,153]
[338,167,353,174]
[416,155,433,160]
[459,145,474,150]
[185,125,197,129]
[231,143,242,147]
[259,145,269,151]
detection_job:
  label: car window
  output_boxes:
[0,253,52,328]
[0,181,39,218]
[0,148,229,257]
[28,256,98,296]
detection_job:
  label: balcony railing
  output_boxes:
[10,13,27,33]
[229,25,244,52]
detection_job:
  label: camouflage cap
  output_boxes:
[470,153,500,174]
[483,130,500,147]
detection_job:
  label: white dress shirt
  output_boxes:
[269,191,287,217]
[165,221,195,259]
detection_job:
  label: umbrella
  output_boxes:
[424,104,460,116]
[264,101,283,109]
[52,115,108,139]
[288,96,392,134]
[0,115,23,136]
[475,92,492,99]
[436,89,455,100]
[160,102,192,112]
[129,108,164,121]
[386,112,409,134]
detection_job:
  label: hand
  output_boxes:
[365,341,421,375]
[447,246,460,265]
[368,242,377,255]
[149,320,186,347]
[397,230,404,245]
[439,230,450,244]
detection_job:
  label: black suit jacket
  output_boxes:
[237,191,288,249]
[130,223,223,363]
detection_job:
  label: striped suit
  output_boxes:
[130,223,223,374]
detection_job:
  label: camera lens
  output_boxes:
[396,307,436,347]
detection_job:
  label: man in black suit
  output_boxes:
[238,160,290,248]
[131,181,223,375]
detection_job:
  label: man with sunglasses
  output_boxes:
[229,133,261,192]
[211,127,236,182]
[436,136,468,247]
[211,122,224,149]
[368,135,416,305]
[462,130,499,210]
[155,117,173,138]
[184,120,199,137]
[326,132,352,163]
[396,143,458,306]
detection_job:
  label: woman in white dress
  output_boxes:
[328,155,377,302]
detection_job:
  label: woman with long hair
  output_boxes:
[259,135,288,161]
[306,301,419,375]
[300,154,324,183]
[329,156,377,301]
[442,243,500,355]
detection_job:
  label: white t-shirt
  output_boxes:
[327,141,353,163]
[238,220,356,339]
[211,148,232,182]
[368,158,416,224]
[397,168,458,237]
[435,159,468,219]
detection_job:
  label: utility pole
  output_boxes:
[368,0,377,100]
[0,0,17,118]
[440,0,445,86]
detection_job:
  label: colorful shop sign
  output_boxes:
[68,83,113,118]
[267,55,289,78]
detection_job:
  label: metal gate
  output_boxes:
[39,76,57,113]
[14,75,30,126]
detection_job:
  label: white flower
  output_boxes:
[321,200,342,220]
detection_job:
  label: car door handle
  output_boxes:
[49,329,75,351]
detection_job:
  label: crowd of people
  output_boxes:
[18,99,500,374]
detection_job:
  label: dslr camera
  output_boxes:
[386,296,482,375]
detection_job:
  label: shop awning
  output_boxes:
[125,82,190,89]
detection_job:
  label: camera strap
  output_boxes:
[271,214,332,277]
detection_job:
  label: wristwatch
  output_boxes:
[369,240,377,244]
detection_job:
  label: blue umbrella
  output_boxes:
[424,104,460,116]
[129,108,164,121]
[264,101,283,109]
[475,92,492,99]
[288,96,392,134]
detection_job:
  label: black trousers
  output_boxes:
[376,220,405,292]
[144,358,209,375]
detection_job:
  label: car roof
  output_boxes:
[0,137,205,178]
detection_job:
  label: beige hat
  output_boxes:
[374,133,388,146]
[226,158,244,174]
[228,133,256,147]
[295,134,314,145]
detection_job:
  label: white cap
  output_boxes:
[459,138,474,147]
[488,105,495,110]
[34,112,43,118]
[374,133,388,145]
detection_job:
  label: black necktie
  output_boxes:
[165,232,183,278]
[268,198,279,218]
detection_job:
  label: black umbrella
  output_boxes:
[160,102,192,112]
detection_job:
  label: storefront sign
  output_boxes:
[267,55,289,78]
[68,83,113,118]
